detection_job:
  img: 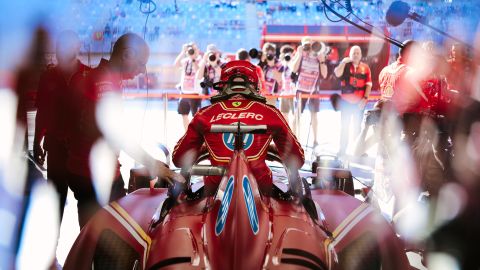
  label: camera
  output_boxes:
[266,54,275,61]
[304,41,332,57]
[185,42,196,56]
[200,78,213,89]
[323,45,332,56]
[208,53,217,62]
[248,48,263,60]
[290,72,299,83]
[304,41,322,52]
[284,53,292,62]
[365,109,382,126]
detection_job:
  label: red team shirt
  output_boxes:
[35,61,90,144]
[340,62,372,103]
[172,95,304,190]
[67,59,122,177]
[379,61,425,114]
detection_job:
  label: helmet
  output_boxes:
[211,60,265,103]
[219,60,258,88]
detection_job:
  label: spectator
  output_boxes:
[289,36,328,146]
[258,42,282,106]
[196,44,222,100]
[278,44,296,124]
[334,45,372,156]
[174,42,202,130]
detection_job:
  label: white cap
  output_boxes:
[206,44,219,54]
[301,36,312,45]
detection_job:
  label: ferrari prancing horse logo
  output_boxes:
[232,101,242,107]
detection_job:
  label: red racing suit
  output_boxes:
[172,95,304,191]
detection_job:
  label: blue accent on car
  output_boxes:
[242,176,259,235]
[215,176,235,236]
[223,132,254,151]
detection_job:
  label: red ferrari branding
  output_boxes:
[210,112,264,123]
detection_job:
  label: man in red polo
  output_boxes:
[67,33,179,228]
[33,30,91,220]
[173,60,304,194]
[334,45,372,156]
[378,40,432,145]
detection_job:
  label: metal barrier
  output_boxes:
[122,90,381,143]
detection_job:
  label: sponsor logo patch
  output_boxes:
[223,130,254,151]
[232,101,242,107]
[242,176,259,235]
[215,176,235,236]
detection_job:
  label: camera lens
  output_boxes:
[284,54,291,61]
[267,54,274,61]
[209,54,216,62]
[187,47,195,55]
[303,44,311,51]
[249,48,259,59]
[312,41,322,52]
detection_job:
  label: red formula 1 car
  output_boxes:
[64,124,409,270]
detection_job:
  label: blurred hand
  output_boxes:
[260,52,267,62]
[296,46,303,55]
[358,98,368,109]
[182,44,188,54]
[202,53,209,62]
[193,45,200,57]
[156,161,186,185]
[33,142,46,165]
[317,53,326,62]
[342,57,352,64]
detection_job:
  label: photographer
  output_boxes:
[258,42,282,106]
[334,45,372,156]
[196,44,222,101]
[278,44,295,123]
[289,36,328,145]
[174,42,201,130]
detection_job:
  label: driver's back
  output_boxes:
[173,95,304,192]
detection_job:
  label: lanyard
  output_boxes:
[185,60,193,76]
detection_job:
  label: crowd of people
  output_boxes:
[173,36,472,160]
